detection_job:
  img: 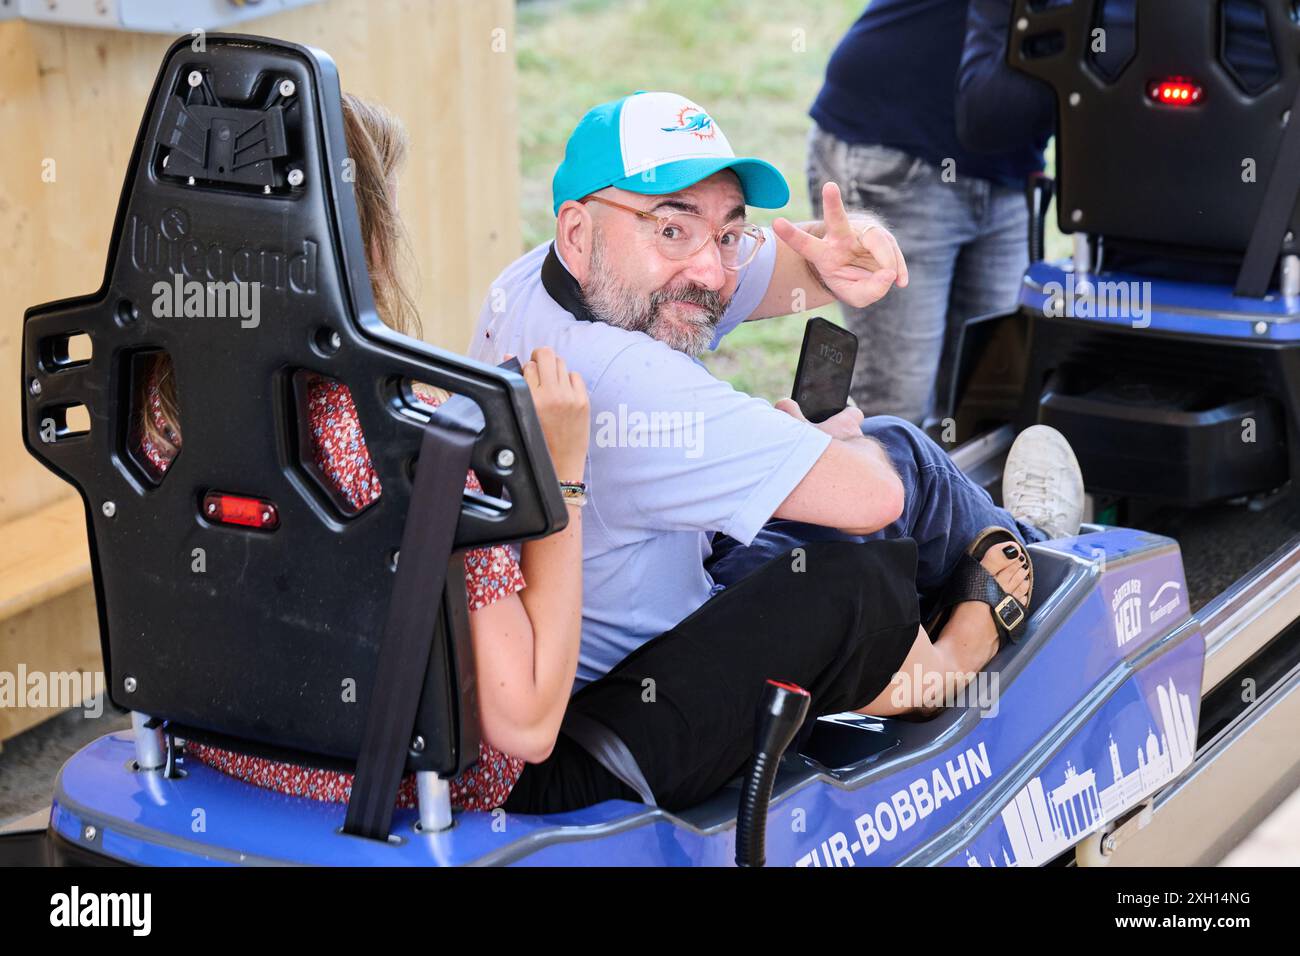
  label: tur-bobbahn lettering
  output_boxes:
[796,742,992,866]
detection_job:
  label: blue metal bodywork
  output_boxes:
[1020,260,1300,339]
[44,527,1204,866]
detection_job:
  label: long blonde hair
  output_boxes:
[141,91,420,460]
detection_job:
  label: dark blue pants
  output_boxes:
[706,416,1047,599]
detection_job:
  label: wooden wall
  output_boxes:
[0,0,522,525]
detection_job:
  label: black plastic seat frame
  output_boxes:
[1010,0,1300,287]
[20,35,565,828]
[943,2,1300,502]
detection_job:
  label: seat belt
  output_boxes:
[560,711,658,807]
[344,407,477,841]
[1235,84,1300,298]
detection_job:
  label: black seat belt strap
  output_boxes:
[344,413,476,841]
[1235,84,1300,298]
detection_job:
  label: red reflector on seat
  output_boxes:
[1149,77,1203,106]
[202,492,279,530]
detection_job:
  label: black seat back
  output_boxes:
[20,35,565,776]
[1011,0,1298,261]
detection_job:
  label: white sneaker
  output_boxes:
[1002,425,1085,540]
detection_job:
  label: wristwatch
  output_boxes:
[559,480,587,507]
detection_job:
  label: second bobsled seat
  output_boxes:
[954,0,1300,506]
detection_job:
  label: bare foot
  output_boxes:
[935,541,1029,674]
[879,541,1032,721]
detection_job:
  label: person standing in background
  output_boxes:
[808,0,1049,429]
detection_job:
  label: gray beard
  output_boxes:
[579,231,726,358]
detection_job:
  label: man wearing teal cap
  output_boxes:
[471,88,1081,675]
[471,92,1083,812]
[544,90,911,351]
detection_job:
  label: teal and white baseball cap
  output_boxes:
[551,91,790,214]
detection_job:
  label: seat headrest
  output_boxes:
[1011,0,1300,258]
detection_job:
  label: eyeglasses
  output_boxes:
[581,196,766,271]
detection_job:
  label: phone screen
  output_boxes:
[792,318,859,423]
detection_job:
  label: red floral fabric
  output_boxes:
[139,371,526,810]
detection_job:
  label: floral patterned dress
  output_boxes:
[139,371,526,810]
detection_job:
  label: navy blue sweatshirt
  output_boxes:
[810,0,1046,189]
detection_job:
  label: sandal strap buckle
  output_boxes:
[995,594,1026,632]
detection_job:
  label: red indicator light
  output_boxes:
[202,491,279,530]
[1149,77,1203,107]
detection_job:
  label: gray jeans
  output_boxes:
[807,124,1030,425]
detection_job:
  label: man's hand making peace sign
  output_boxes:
[750,181,909,319]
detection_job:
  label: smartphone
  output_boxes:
[791,317,859,423]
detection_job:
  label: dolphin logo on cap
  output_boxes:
[662,106,715,140]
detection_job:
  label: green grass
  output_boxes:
[515,0,1068,402]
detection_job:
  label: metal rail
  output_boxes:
[947,428,1300,864]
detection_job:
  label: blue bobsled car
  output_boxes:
[4,1,1300,866]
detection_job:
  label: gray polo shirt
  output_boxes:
[469,235,831,688]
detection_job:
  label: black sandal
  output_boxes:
[925,526,1033,644]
